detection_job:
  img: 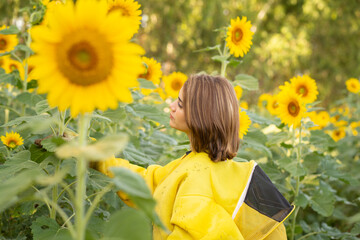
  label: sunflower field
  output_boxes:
[0,0,360,239]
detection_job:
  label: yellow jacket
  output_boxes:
[98,151,294,240]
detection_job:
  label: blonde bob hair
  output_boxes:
[182,74,240,162]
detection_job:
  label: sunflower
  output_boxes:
[107,0,142,37]
[329,128,346,142]
[31,0,144,117]
[257,93,271,108]
[233,85,243,100]
[163,72,187,99]
[309,111,330,130]
[350,121,360,136]
[153,87,167,101]
[239,110,251,139]
[0,25,18,54]
[1,131,24,149]
[226,16,254,58]
[240,101,248,110]
[266,94,280,116]
[277,92,306,128]
[3,58,24,79]
[345,78,360,94]
[138,57,162,85]
[0,56,8,69]
[289,75,318,103]
[25,56,36,82]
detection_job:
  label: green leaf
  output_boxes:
[242,130,272,158]
[29,144,53,163]
[41,136,67,152]
[101,107,127,122]
[194,44,220,53]
[103,208,152,240]
[228,58,243,67]
[111,167,166,230]
[295,192,309,208]
[0,25,20,34]
[309,185,335,217]
[0,72,17,85]
[0,150,41,181]
[266,132,290,146]
[111,167,152,199]
[129,104,169,126]
[14,44,34,55]
[211,55,229,62]
[246,111,280,125]
[303,152,323,173]
[35,99,54,114]
[277,157,306,177]
[0,168,41,212]
[234,74,259,90]
[1,115,50,127]
[122,144,155,165]
[138,78,157,89]
[309,130,336,150]
[350,223,360,235]
[31,216,72,240]
[56,134,128,161]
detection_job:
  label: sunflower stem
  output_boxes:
[74,113,90,240]
[220,41,229,78]
[50,159,61,220]
[290,123,302,240]
[23,28,32,92]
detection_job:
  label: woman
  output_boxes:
[98,74,294,240]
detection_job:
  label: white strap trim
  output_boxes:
[232,162,257,219]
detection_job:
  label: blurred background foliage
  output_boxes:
[1,0,360,105]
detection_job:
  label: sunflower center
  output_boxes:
[297,85,308,96]
[232,28,243,44]
[288,101,300,117]
[56,30,114,86]
[335,131,340,137]
[68,42,97,71]
[108,6,130,16]
[8,141,17,148]
[0,38,7,50]
[171,79,182,91]
[10,64,19,71]
[273,101,279,109]
[139,66,150,80]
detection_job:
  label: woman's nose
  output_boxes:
[170,101,176,111]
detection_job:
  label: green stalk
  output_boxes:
[74,114,90,240]
[290,123,302,240]
[59,110,66,137]
[23,28,32,92]
[50,160,61,219]
[220,41,229,78]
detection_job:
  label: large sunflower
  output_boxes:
[289,75,318,103]
[239,110,251,139]
[138,57,162,85]
[226,16,254,58]
[163,72,187,99]
[31,0,144,117]
[345,78,360,94]
[0,25,18,54]
[277,92,306,128]
[1,131,24,149]
[107,0,142,37]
